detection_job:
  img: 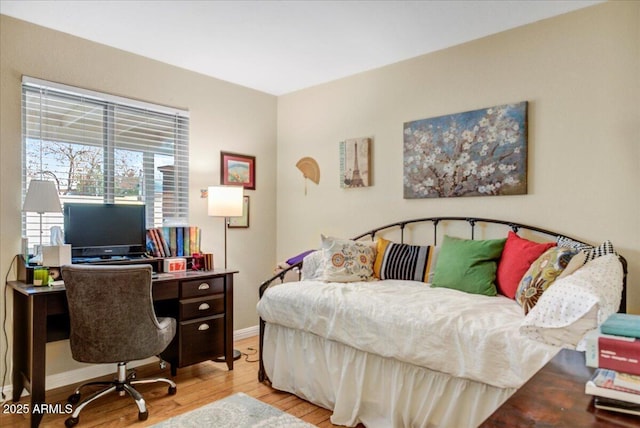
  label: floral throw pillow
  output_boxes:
[515,246,578,314]
[320,236,376,282]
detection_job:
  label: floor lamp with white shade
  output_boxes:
[207,185,244,269]
[207,185,244,361]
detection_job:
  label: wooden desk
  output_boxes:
[9,268,237,428]
[481,348,640,427]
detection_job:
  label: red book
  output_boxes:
[156,228,168,257]
[599,335,640,376]
[150,228,165,257]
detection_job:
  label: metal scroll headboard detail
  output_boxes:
[260,217,628,312]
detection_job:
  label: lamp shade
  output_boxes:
[208,185,243,217]
[22,180,62,214]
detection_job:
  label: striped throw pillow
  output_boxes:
[556,237,617,263]
[373,238,437,282]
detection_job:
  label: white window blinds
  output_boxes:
[22,77,189,248]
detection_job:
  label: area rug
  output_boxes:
[150,392,316,427]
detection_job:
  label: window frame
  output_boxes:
[21,76,190,248]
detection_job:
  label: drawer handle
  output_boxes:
[198,303,210,311]
[198,323,210,331]
[198,283,210,290]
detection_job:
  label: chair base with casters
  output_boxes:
[61,264,178,427]
[65,361,176,427]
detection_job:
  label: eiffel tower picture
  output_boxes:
[349,142,365,187]
[340,138,370,188]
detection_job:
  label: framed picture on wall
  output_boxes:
[220,151,256,190]
[228,196,250,228]
[403,101,528,199]
[340,137,371,188]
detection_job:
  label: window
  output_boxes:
[22,77,189,249]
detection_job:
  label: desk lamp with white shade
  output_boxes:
[22,179,62,265]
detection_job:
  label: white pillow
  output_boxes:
[319,235,376,282]
[520,254,623,348]
[301,250,324,280]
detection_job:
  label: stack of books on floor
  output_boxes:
[585,313,640,417]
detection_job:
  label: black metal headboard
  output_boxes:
[260,217,627,312]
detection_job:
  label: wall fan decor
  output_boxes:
[403,101,528,199]
[340,137,371,188]
[296,157,320,195]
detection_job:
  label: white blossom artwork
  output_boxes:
[403,102,527,199]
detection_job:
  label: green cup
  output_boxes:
[33,267,50,286]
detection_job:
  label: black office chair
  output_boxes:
[61,264,177,427]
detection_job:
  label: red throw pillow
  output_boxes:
[497,231,556,299]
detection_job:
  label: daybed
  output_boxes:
[257,217,627,428]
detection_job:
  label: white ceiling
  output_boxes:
[0,0,602,95]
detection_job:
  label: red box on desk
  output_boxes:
[163,258,187,273]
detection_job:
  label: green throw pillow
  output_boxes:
[431,235,506,296]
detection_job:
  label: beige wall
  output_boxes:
[1,0,638,391]
[277,2,640,309]
[0,16,277,378]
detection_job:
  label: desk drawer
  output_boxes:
[180,295,224,320]
[153,280,179,300]
[181,277,224,298]
[179,315,224,366]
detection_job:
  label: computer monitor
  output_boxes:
[63,203,147,259]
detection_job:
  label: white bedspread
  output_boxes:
[257,280,559,389]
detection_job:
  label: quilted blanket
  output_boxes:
[257,279,559,388]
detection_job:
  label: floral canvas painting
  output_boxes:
[403,102,527,199]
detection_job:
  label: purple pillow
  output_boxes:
[286,250,315,266]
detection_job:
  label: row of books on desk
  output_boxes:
[147,226,201,258]
[585,313,640,417]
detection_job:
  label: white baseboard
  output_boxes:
[51,358,159,392]
[2,325,259,401]
[233,324,259,341]
[3,357,160,401]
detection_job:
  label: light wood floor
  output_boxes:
[2,336,359,428]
